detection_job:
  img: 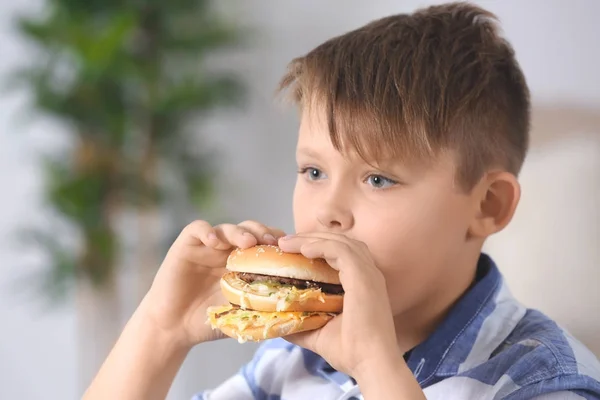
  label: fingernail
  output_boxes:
[279,235,294,241]
[208,233,218,241]
[263,233,276,243]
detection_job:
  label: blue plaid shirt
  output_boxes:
[194,254,600,399]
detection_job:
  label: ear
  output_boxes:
[468,171,521,239]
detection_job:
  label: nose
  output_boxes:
[316,187,354,231]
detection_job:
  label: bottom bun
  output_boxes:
[207,305,335,343]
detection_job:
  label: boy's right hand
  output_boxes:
[139,220,286,348]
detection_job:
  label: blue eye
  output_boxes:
[299,167,327,181]
[366,174,396,189]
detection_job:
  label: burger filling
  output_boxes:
[207,304,334,343]
[237,272,344,295]
[224,271,344,311]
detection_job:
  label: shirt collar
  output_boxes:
[405,253,502,386]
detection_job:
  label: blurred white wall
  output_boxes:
[0,1,598,399]
[0,1,77,400]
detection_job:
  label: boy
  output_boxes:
[84,2,600,399]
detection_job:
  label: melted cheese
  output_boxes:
[207,304,327,340]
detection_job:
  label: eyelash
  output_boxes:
[297,167,325,181]
[297,166,398,190]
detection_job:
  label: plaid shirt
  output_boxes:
[194,254,600,399]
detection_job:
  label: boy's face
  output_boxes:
[292,107,480,318]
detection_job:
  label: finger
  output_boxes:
[285,231,356,245]
[237,220,286,245]
[277,235,323,254]
[282,237,378,293]
[215,224,258,249]
[180,220,222,247]
[267,226,287,240]
[279,232,369,256]
[279,236,347,270]
[299,239,347,270]
[281,233,373,268]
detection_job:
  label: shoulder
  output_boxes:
[498,309,600,397]
[416,257,600,399]
[436,308,600,399]
[498,309,600,383]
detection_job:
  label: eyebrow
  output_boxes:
[295,148,323,159]
[296,146,409,174]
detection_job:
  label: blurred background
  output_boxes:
[0,0,598,399]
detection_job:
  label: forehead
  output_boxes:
[296,103,417,165]
[297,109,329,148]
[295,103,461,182]
[296,111,361,166]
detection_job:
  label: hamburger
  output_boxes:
[206,245,343,343]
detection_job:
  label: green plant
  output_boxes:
[11,0,246,303]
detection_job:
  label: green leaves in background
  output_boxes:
[10,0,247,299]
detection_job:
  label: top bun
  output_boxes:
[226,245,340,285]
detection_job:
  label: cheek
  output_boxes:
[292,180,313,233]
[358,193,471,308]
[365,192,469,260]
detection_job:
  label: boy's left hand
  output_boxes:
[277,232,405,379]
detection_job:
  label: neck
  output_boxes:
[393,252,481,355]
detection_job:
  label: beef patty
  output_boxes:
[236,272,344,295]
